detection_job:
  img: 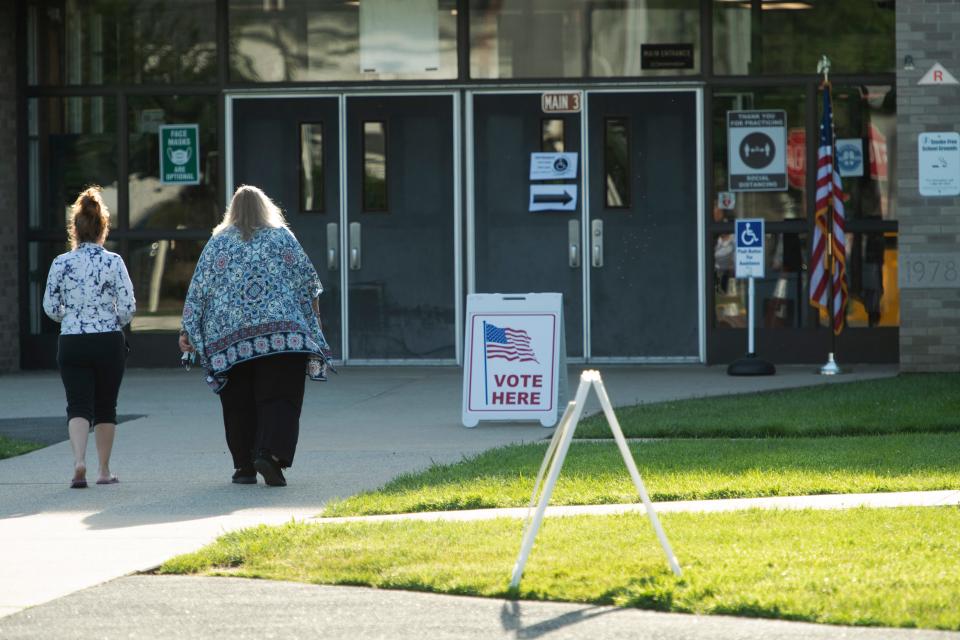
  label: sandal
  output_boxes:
[96,476,119,485]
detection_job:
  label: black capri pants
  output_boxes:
[57,331,127,425]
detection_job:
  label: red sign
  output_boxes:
[541,92,582,113]
[868,123,888,180]
[786,127,805,190]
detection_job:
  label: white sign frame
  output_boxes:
[462,293,563,427]
[529,152,578,181]
[727,110,787,192]
[918,132,960,197]
[510,370,682,589]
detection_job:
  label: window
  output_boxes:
[541,119,565,152]
[470,0,700,79]
[127,239,207,332]
[28,97,119,232]
[127,95,220,231]
[714,232,809,329]
[713,0,896,76]
[300,123,325,213]
[712,87,806,222]
[604,118,630,208]
[362,121,388,212]
[28,0,217,85]
[229,0,458,82]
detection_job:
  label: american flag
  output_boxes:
[484,323,538,362]
[809,82,848,334]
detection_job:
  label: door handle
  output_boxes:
[349,222,361,270]
[326,223,338,271]
[591,219,603,268]
[568,219,580,268]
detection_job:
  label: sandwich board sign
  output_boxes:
[462,293,564,428]
[159,124,200,185]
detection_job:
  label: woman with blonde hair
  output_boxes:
[179,185,331,487]
[43,186,136,488]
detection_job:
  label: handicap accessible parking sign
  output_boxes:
[735,218,765,279]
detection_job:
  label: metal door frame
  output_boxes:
[226,90,463,365]
[466,85,705,364]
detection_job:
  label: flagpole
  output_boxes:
[818,55,841,376]
[483,321,490,403]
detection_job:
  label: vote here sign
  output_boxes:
[462,294,563,428]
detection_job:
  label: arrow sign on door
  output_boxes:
[530,185,578,212]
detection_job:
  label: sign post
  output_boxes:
[462,293,566,428]
[727,219,775,376]
[158,124,201,186]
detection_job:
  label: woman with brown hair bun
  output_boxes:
[43,186,136,489]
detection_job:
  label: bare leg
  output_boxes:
[68,418,89,482]
[94,423,116,482]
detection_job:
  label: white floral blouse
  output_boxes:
[43,243,136,334]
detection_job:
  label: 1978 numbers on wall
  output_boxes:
[899,253,960,288]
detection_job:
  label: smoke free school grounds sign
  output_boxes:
[159,124,200,185]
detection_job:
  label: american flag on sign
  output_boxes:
[484,323,538,362]
[809,81,848,334]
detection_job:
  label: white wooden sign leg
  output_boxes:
[591,374,683,577]
[510,376,593,589]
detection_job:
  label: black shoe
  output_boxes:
[232,467,257,484]
[254,455,286,487]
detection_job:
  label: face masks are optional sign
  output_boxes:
[159,124,200,185]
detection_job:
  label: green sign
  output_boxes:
[159,124,200,185]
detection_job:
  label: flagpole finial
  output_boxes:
[817,55,831,83]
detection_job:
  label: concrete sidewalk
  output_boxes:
[4,363,935,638]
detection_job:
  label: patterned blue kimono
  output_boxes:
[181,226,331,393]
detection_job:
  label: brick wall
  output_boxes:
[896,0,960,372]
[0,2,20,373]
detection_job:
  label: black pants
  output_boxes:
[218,353,307,469]
[57,331,127,425]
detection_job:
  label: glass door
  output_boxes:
[471,92,584,357]
[232,97,343,356]
[586,90,700,360]
[344,94,457,361]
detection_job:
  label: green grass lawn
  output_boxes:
[161,507,960,630]
[576,373,960,438]
[323,432,960,516]
[0,435,42,460]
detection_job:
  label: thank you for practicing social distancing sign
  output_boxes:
[463,293,563,428]
[728,110,787,192]
[159,124,200,185]
[735,218,765,279]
